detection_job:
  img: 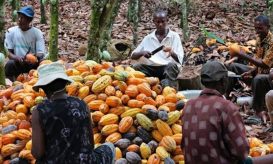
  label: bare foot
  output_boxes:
[257,111,268,124]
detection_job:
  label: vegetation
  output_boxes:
[48,0,59,61]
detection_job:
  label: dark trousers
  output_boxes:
[132,62,179,89]
[5,60,39,81]
[226,62,273,113]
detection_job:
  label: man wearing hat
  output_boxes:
[181,61,249,164]
[32,62,115,163]
[4,6,45,81]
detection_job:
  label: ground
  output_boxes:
[4,0,273,142]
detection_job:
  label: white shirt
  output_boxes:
[5,26,45,57]
[131,29,184,66]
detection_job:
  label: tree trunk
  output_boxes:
[40,0,47,24]
[180,0,190,41]
[101,0,121,51]
[0,53,5,85]
[177,65,203,90]
[266,0,273,32]
[11,0,19,22]
[48,0,59,61]
[0,0,6,56]
[86,0,119,62]
[127,0,140,46]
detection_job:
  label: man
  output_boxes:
[226,15,273,123]
[265,70,273,132]
[131,8,184,90]
[4,6,45,81]
[182,61,249,164]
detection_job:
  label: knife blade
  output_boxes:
[228,74,241,78]
[150,45,164,56]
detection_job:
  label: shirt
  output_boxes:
[35,96,94,163]
[4,26,45,57]
[182,88,249,164]
[253,31,273,74]
[131,29,184,66]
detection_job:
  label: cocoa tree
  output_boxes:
[101,0,121,50]
[48,0,59,61]
[128,0,140,46]
[267,0,273,31]
[180,0,190,41]
[0,53,5,85]
[86,0,120,62]
[0,0,5,85]
[40,0,47,24]
[10,0,19,22]
[0,0,6,56]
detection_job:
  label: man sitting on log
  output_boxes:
[226,15,273,124]
[182,61,249,163]
[4,6,45,81]
[130,8,184,90]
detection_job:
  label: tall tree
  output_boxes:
[0,0,5,85]
[0,0,5,55]
[180,0,190,41]
[86,0,120,62]
[0,53,5,85]
[127,0,140,46]
[48,0,59,61]
[40,0,47,24]
[267,0,273,32]
[11,0,19,22]
[101,0,121,50]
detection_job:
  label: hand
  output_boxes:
[142,51,152,58]
[163,46,172,52]
[231,48,245,58]
[241,71,253,79]
[13,55,24,64]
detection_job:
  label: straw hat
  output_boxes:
[33,62,73,91]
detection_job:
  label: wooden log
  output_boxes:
[177,65,203,90]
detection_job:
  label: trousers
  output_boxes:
[226,62,273,113]
[132,62,180,90]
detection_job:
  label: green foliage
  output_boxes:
[269,0,273,10]
[171,0,183,5]
[201,26,225,45]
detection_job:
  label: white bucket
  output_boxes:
[236,96,253,107]
[178,90,202,99]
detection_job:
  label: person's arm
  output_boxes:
[5,29,24,63]
[85,103,94,149]
[31,108,45,159]
[252,154,273,164]
[167,50,179,63]
[241,67,258,78]
[236,52,269,68]
[35,29,46,61]
[6,49,22,61]
[131,51,152,60]
[131,36,152,60]
[222,104,250,161]
[164,33,184,64]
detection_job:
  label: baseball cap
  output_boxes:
[17,6,34,18]
[201,60,228,82]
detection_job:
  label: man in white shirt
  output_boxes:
[4,6,45,81]
[131,8,184,89]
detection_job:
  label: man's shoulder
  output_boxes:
[30,27,43,34]
[7,26,19,33]
[168,30,180,38]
